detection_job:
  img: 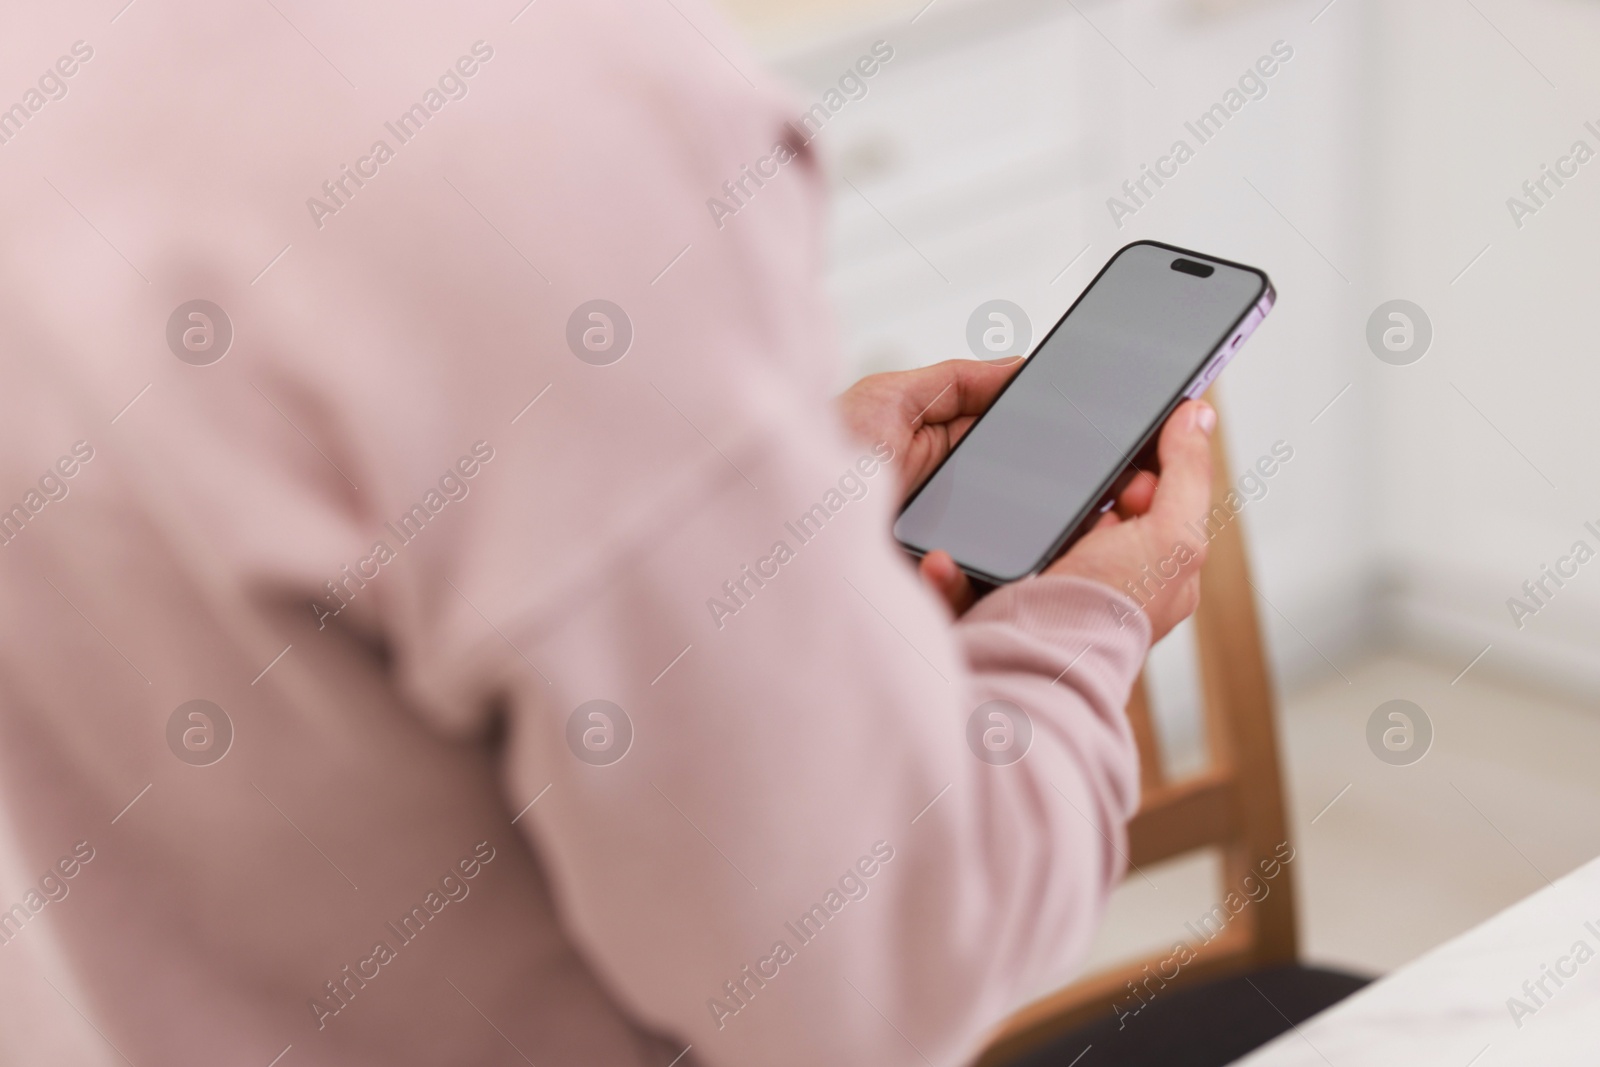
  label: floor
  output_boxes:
[1079,653,1600,980]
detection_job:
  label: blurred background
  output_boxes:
[711,0,1600,982]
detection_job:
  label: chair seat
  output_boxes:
[1004,964,1370,1067]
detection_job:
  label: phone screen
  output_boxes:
[893,242,1269,583]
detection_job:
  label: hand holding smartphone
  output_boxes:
[894,241,1274,586]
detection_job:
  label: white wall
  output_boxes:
[1369,0,1600,701]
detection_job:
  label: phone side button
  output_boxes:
[1187,349,1233,398]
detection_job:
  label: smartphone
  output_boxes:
[893,240,1274,585]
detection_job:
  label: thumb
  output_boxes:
[1147,401,1216,539]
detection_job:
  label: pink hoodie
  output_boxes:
[0,2,1146,1064]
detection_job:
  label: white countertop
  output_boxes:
[1236,854,1600,1065]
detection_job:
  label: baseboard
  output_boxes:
[1270,564,1600,707]
[1383,587,1600,707]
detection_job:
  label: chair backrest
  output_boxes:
[978,409,1298,1065]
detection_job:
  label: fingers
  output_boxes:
[1040,403,1216,644]
[918,550,976,615]
[1146,401,1216,542]
[906,358,1020,429]
[1115,469,1158,518]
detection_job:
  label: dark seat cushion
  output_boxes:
[1005,964,1370,1067]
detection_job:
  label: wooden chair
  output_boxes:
[977,409,1299,1065]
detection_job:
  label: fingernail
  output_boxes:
[984,356,1024,366]
[1194,403,1217,436]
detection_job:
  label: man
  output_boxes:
[0,1,1211,1063]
